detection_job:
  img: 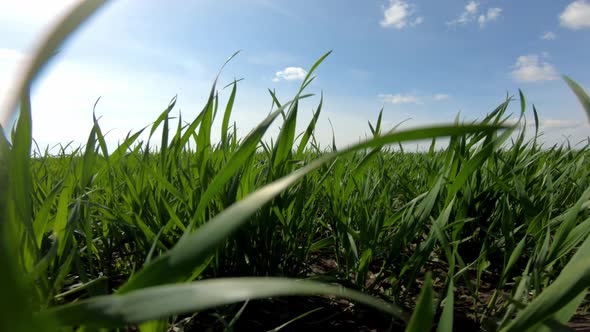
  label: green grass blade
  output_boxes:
[296,94,322,156]
[563,76,590,123]
[301,50,332,88]
[447,126,514,199]
[190,104,291,226]
[81,118,97,188]
[148,96,176,139]
[271,100,298,174]
[547,185,590,264]
[108,127,146,164]
[10,88,37,260]
[221,80,238,148]
[532,104,539,139]
[537,291,587,332]
[500,235,527,285]
[405,273,435,332]
[502,212,590,332]
[436,279,454,332]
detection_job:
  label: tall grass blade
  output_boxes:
[406,273,435,332]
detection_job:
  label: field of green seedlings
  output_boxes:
[2,2,590,332]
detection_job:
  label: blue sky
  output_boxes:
[1,0,589,151]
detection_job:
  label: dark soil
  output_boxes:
[119,254,590,331]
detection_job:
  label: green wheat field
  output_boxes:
[1,1,590,331]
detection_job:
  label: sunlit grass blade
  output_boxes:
[47,277,406,328]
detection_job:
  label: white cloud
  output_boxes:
[478,8,502,27]
[540,119,582,129]
[511,54,559,82]
[413,16,425,26]
[447,1,479,25]
[465,1,479,14]
[380,0,423,29]
[541,31,557,40]
[433,94,450,101]
[272,67,307,82]
[448,2,501,28]
[560,0,590,30]
[379,93,422,104]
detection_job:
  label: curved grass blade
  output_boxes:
[563,76,590,124]
[221,80,238,148]
[46,277,406,328]
[301,51,332,88]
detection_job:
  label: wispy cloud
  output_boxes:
[511,54,559,82]
[560,0,590,30]
[477,8,502,27]
[433,93,450,101]
[447,1,479,26]
[272,67,307,82]
[380,0,424,29]
[541,31,557,40]
[379,93,422,104]
[447,1,502,28]
[539,119,583,129]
